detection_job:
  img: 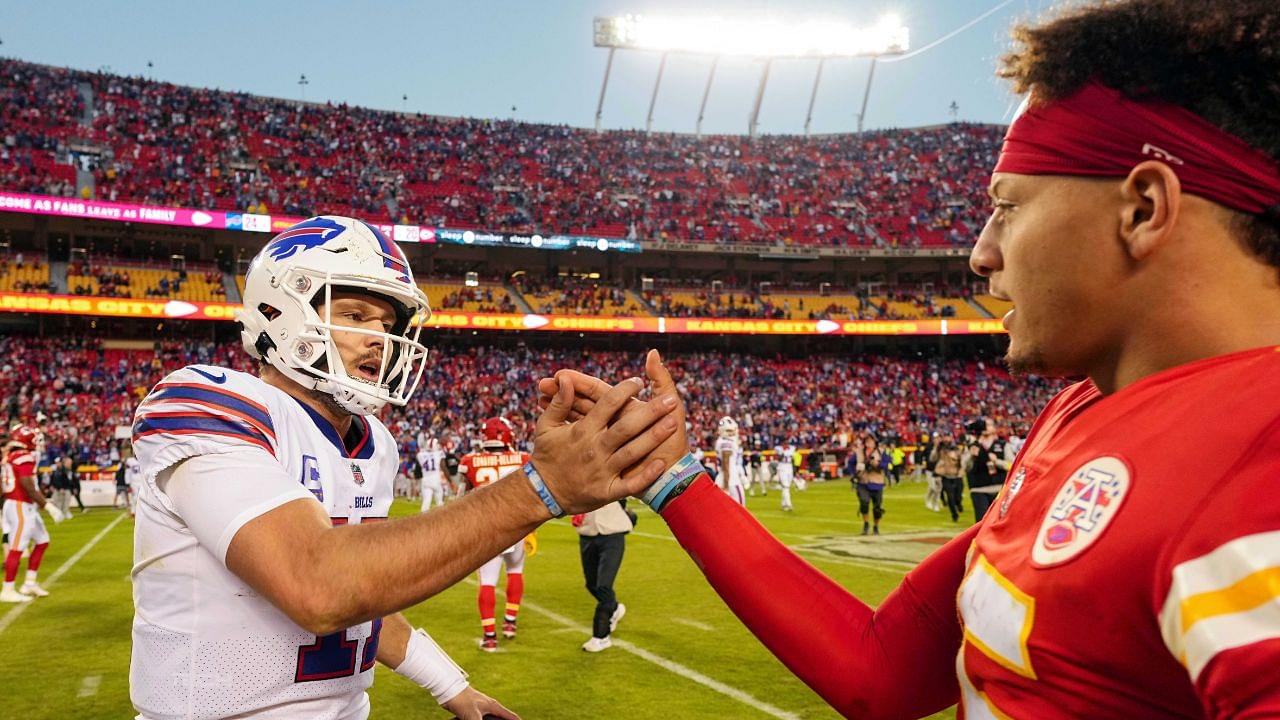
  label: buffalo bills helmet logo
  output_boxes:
[266,217,347,261]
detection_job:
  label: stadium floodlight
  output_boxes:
[593,14,909,58]
[592,14,909,136]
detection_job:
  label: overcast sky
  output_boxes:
[3,0,1056,135]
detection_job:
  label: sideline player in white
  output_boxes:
[417,437,447,512]
[714,417,746,507]
[775,441,798,511]
[2,424,65,603]
[129,216,682,720]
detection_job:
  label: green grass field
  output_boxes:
[5,480,965,719]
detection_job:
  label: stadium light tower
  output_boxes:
[592,14,908,136]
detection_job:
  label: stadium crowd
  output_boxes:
[642,285,973,320]
[0,59,1001,249]
[511,275,636,315]
[0,335,1059,469]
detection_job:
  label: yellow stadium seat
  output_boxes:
[67,263,225,302]
[0,260,51,293]
[420,281,516,313]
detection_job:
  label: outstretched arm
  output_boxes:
[164,375,679,636]
[538,352,969,720]
[663,477,971,720]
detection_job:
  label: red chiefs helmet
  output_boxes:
[7,423,43,454]
[481,417,515,451]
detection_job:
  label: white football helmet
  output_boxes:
[718,416,739,440]
[237,216,431,415]
[426,437,442,453]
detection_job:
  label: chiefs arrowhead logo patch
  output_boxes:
[1032,456,1131,566]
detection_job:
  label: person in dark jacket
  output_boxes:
[573,500,633,652]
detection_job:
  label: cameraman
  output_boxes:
[852,436,888,535]
[964,419,1010,523]
[930,434,965,522]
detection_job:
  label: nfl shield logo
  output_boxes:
[999,467,1027,518]
[350,463,366,486]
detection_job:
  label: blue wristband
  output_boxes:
[642,453,705,513]
[523,461,565,518]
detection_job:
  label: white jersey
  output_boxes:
[130,365,398,720]
[775,446,797,479]
[714,436,745,487]
[416,449,446,485]
[124,456,141,488]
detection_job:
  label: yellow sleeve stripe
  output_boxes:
[1180,599,1280,681]
[1160,530,1280,682]
[1180,566,1280,634]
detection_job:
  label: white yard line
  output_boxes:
[672,617,715,632]
[628,529,910,574]
[506,587,801,720]
[77,675,102,697]
[0,513,127,635]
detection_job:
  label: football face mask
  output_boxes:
[238,216,432,415]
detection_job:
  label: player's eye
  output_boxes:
[990,199,1015,219]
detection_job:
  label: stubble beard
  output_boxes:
[1004,346,1049,377]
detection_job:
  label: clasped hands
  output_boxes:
[528,349,691,514]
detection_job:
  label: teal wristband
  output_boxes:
[523,461,565,518]
[642,453,705,513]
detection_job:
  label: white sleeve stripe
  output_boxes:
[1159,530,1280,675]
[1179,598,1280,682]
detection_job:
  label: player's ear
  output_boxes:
[1118,160,1181,262]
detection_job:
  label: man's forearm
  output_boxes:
[376,612,413,669]
[313,472,548,631]
[662,477,972,720]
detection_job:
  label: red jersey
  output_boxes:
[958,345,1280,718]
[458,450,529,490]
[1,450,36,504]
[660,345,1280,720]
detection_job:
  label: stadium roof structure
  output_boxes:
[592,14,909,136]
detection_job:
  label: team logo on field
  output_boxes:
[998,467,1027,518]
[1032,456,1131,566]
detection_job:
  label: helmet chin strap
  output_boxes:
[317,377,387,416]
[266,346,389,416]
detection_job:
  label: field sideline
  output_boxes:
[5,480,963,719]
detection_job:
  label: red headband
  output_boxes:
[994,82,1280,217]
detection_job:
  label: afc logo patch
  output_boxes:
[300,455,323,501]
[1032,456,1131,566]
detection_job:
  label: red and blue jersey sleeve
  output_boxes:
[132,366,278,478]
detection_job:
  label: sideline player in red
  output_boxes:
[459,418,531,651]
[2,424,65,603]
[541,2,1280,716]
